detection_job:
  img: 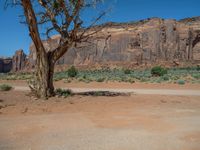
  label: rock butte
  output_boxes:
[1,17,200,73]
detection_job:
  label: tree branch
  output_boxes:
[21,0,46,54]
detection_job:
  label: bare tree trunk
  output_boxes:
[21,0,105,99]
[21,0,55,99]
[35,51,55,98]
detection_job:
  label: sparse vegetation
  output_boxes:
[0,66,200,84]
[0,73,33,80]
[0,84,12,91]
[54,88,129,97]
[76,91,130,97]
[55,88,73,98]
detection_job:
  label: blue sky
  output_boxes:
[0,0,200,57]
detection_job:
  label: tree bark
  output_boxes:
[21,0,56,99]
[35,51,55,98]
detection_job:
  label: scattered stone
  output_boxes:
[69,101,74,104]
[0,103,4,109]
[34,97,38,101]
[31,96,38,101]
[173,60,180,66]
[160,100,167,103]
[55,95,59,98]
[22,107,28,114]
[6,104,16,107]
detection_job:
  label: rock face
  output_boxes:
[0,49,27,73]
[0,58,12,73]
[12,49,27,72]
[29,17,200,68]
[1,17,200,73]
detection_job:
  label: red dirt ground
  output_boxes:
[0,81,200,150]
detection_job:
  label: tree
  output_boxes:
[7,0,107,98]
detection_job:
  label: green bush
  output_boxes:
[0,84,12,91]
[67,66,78,78]
[197,66,200,71]
[151,66,167,76]
[124,69,132,74]
[177,79,185,85]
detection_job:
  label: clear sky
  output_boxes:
[0,0,200,57]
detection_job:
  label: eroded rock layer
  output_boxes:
[30,17,200,68]
[1,17,200,73]
[12,49,27,72]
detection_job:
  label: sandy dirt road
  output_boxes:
[1,80,200,96]
[1,111,199,150]
[0,81,200,150]
[0,89,200,150]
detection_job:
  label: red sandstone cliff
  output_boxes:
[29,17,200,68]
[1,17,200,73]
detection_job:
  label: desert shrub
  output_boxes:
[151,66,167,76]
[171,75,180,80]
[124,69,132,74]
[96,77,105,82]
[67,66,78,78]
[162,75,170,81]
[156,78,163,83]
[82,74,87,79]
[0,84,12,91]
[55,88,73,97]
[192,74,200,79]
[127,78,135,83]
[177,79,185,85]
[140,77,149,82]
[197,65,200,71]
